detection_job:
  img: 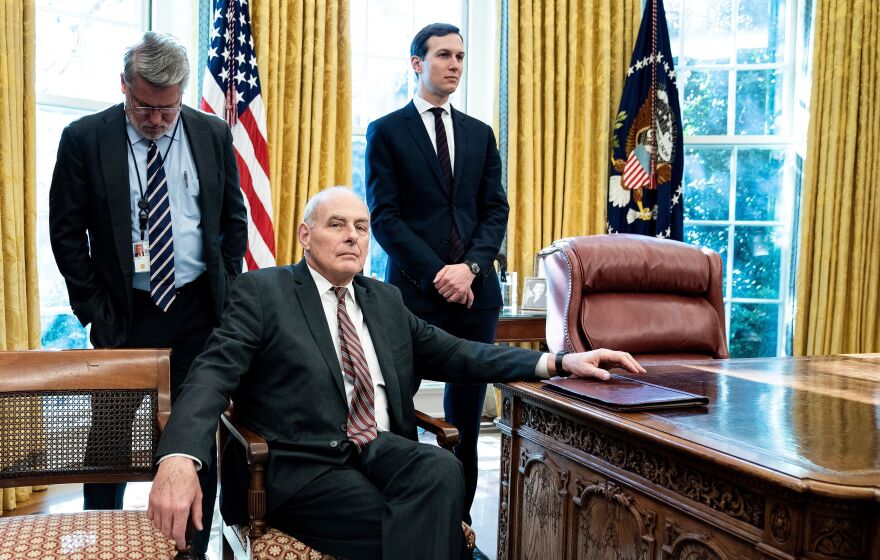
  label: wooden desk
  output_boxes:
[495,355,880,559]
[496,311,546,344]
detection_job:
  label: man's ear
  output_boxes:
[120,73,127,95]
[410,55,422,74]
[297,222,310,251]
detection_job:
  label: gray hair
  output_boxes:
[302,186,360,227]
[123,31,190,89]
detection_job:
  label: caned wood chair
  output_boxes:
[219,406,475,560]
[0,349,191,560]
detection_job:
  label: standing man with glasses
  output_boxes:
[365,23,507,559]
[49,31,247,560]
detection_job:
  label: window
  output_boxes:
[349,0,469,279]
[35,0,198,349]
[668,0,812,357]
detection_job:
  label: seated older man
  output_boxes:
[147,186,644,560]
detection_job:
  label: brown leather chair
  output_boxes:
[543,234,729,362]
[0,349,189,560]
[219,407,475,560]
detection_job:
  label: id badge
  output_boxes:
[133,241,150,272]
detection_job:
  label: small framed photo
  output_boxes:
[521,277,547,312]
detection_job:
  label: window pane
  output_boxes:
[732,226,782,299]
[683,0,733,64]
[36,2,143,102]
[729,303,778,357]
[352,135,366,199]
[737,0,786,64]
[682,70,728,135]
[366,0,414,58]
[353,57,410,129]
[350,0,367,55]
[665,0,682,64]
[414,3,463,26]
[685,225,729,292]
[42,314,89,349]
[735,148,785,221]
[735,69,784,135]
[87,0,144,22]
[36,11,83,97]
[684,147,731,220]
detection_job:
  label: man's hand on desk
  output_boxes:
[148,455,203,549]
[548,349,645,381]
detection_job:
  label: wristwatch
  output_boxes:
[555,351,572,376]
[464,260,480,275]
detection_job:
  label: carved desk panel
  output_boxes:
[496,355,880,559]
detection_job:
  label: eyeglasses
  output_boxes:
[125,92,182,116]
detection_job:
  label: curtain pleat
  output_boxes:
[0,0,44,514]
[252,0,352,264]
[506,0,640,283]
[794,0,880,355]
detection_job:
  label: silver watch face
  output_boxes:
[468,262,479,274]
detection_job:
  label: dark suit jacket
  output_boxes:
[366,101,508,314]
[49,104,248,348]
[156,261,542,521]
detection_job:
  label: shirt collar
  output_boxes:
[124,113,183,146]
[306,262,356,303]
[413,94,452,117]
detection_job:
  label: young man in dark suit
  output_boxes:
[49,31,247,560]
[147,187,643,560]
[365,25,508,555]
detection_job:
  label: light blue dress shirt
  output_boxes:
[126,114,205,291]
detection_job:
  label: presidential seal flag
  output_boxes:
[607,0,683,240]
[202,0,275,269]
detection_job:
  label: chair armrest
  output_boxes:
[220,406,269,538]
[415,410,460,450]
[221,407,269,464]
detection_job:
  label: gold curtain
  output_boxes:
[0,0,44,514]
[505,0,641,281]
[793,0,880,355]
[251,0,352,265]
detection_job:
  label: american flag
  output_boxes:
[201,0,275,269]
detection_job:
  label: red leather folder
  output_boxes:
[542,374,709,411]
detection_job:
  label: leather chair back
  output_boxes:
[543,234,728,362]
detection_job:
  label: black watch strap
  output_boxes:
[555,351,571,376]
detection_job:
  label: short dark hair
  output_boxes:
[410,23,461,59]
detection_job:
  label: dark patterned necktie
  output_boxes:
[428,107,466,262]
[333,286,377,450]
[147,141,176,312]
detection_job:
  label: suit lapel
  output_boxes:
[99,104,136,283]
[292,262,347,402]
[451,108,467,196]
[402,101,448,192]
[353,278,406,431]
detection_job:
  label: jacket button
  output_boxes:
[329,440,338,448]
[341,424,347,431]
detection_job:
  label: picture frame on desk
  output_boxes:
[521,277,547,312]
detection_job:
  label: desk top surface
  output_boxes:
[505,354,880,493]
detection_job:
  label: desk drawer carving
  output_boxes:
[519,400,764,528]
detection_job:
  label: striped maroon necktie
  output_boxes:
[333,286,377,450]
[428,107,466,262]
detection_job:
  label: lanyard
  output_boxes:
[126,116,182,240]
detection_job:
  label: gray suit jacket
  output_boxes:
[157,261,543,520]
[49,104,248,347]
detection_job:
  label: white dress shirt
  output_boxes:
[413,94,455,172]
